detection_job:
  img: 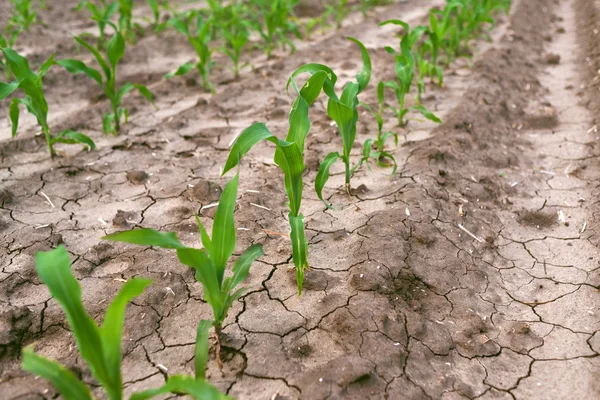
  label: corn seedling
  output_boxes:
[166,10,215,92]
[326,0,350,29]
[381,19,441,127]
[223,65,336,294]
[0,49,96,158]
[415,45,443,103]
[146,0,169,33]
[249,0,301,58]
[57,27,155,135]
[314,37,371,207]
[25,246,229,400]
[104,173,264,368]
[9,0,40,32]
[0,29,22,80]
[218,2,251,79]
[74,1,119,49]
[23,246,151,400]
[359,81,397,174]
[117,0,136,42]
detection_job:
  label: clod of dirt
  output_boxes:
[0,189,14,206]
[556,27,566,33]
[517,210,556,228]
[546,53,561,65]
[126,171,149,185]
[185,78,197,87]
[112,210,137,228]
[295,0,325,17]
[188,180,222,203]
[525,103,559,129]
[341,61,356,71]
[0,306,34,361]
[350,184,369,195]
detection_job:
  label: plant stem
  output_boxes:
[42,125,55,158]
[113,103,120,133]
[214,324,224,373]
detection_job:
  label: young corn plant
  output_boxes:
[314,37,371,206]
[326,0,350,29]
[425,0,462,69]
[24,246,230,400]
[359,81,397,174]
[74,0,119,49]
[57,27,155,135]
[381,19,441,127]
[146,0,169,33]
[9,0,40,32]
[166,11,215,92]
[117,0,136,42]
[0,49,96,158]
[218,3,250,79]
[223,65,336,295]
[250,0,301,58]
[415,45,443,103]
[104,173,264,369]
[0,28,22,79]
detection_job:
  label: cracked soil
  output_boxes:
[1,0,600,398]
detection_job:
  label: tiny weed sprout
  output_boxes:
[250,0,301,58]
[25,246,228,399]
[166,10,215,92]
[0,48,96,158]
[74,0,119,49]
[314,37,371,206]
[104,173,264,368]
[58,26,155,135]
[380,19,441,127]
[218,2,251,79]
[24,246,151,400]
[223,66,336,294]
[359,81,398,174]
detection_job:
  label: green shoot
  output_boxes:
[415,45,443,103]
[24,246,230,400]
[57,26,155,135]
[0,48,96,158]
[314,37,371,206]
[218,2,250,79]
[74,1,119,49]
[24,245,151,400]
[166,10,215,92]
[359,81,398,174]
[223,65,336,295]
[326,0,349,29]
[9,0,41,32]
[117,0,135,42]
[380,19,441,127]
[104,173,264,368]
[146,0,169,33]
[249,0,301,58]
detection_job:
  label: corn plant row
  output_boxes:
[11,1,512,397]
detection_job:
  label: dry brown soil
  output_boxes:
[1,0,600,399]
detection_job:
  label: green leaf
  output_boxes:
[107,30,125,68]
[102,112,115,135]
[286,63,337,99]
[9,98,20,138]
[194,320,213,380]
[57,59,103,86]
[412,105,442,123]
[0,81,19,100]
[34,246,113,393]
[74,36,111,79]
[130,375,231,400]
[1,48,37,82]
[103,228,185,249]
[22,346,94,400]
[100,278,151,393]
[346,37,371,93]
[38,54,56,80]
[289,213,309,296]
[165,61,195,79]
[222,244,263,294]
[211,173,238,284]
[52,130,96,149]
[132,83,155,106]
[315,152,341,209]
[222,123,274,176]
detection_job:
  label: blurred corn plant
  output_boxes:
[381,19,441,127]
[24,246,230,400]
[0,49,96,157]
[58,25,155,135]
[217,1,251,79]
[104,173,263,369]
[223,66,336,295]
[165,10,215,92]
[249,0,301,58]
[9,0,41,32]
[314,37,371,206]
[359,81,398,174]
[326,0,350,29]
[74,0,119,49]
